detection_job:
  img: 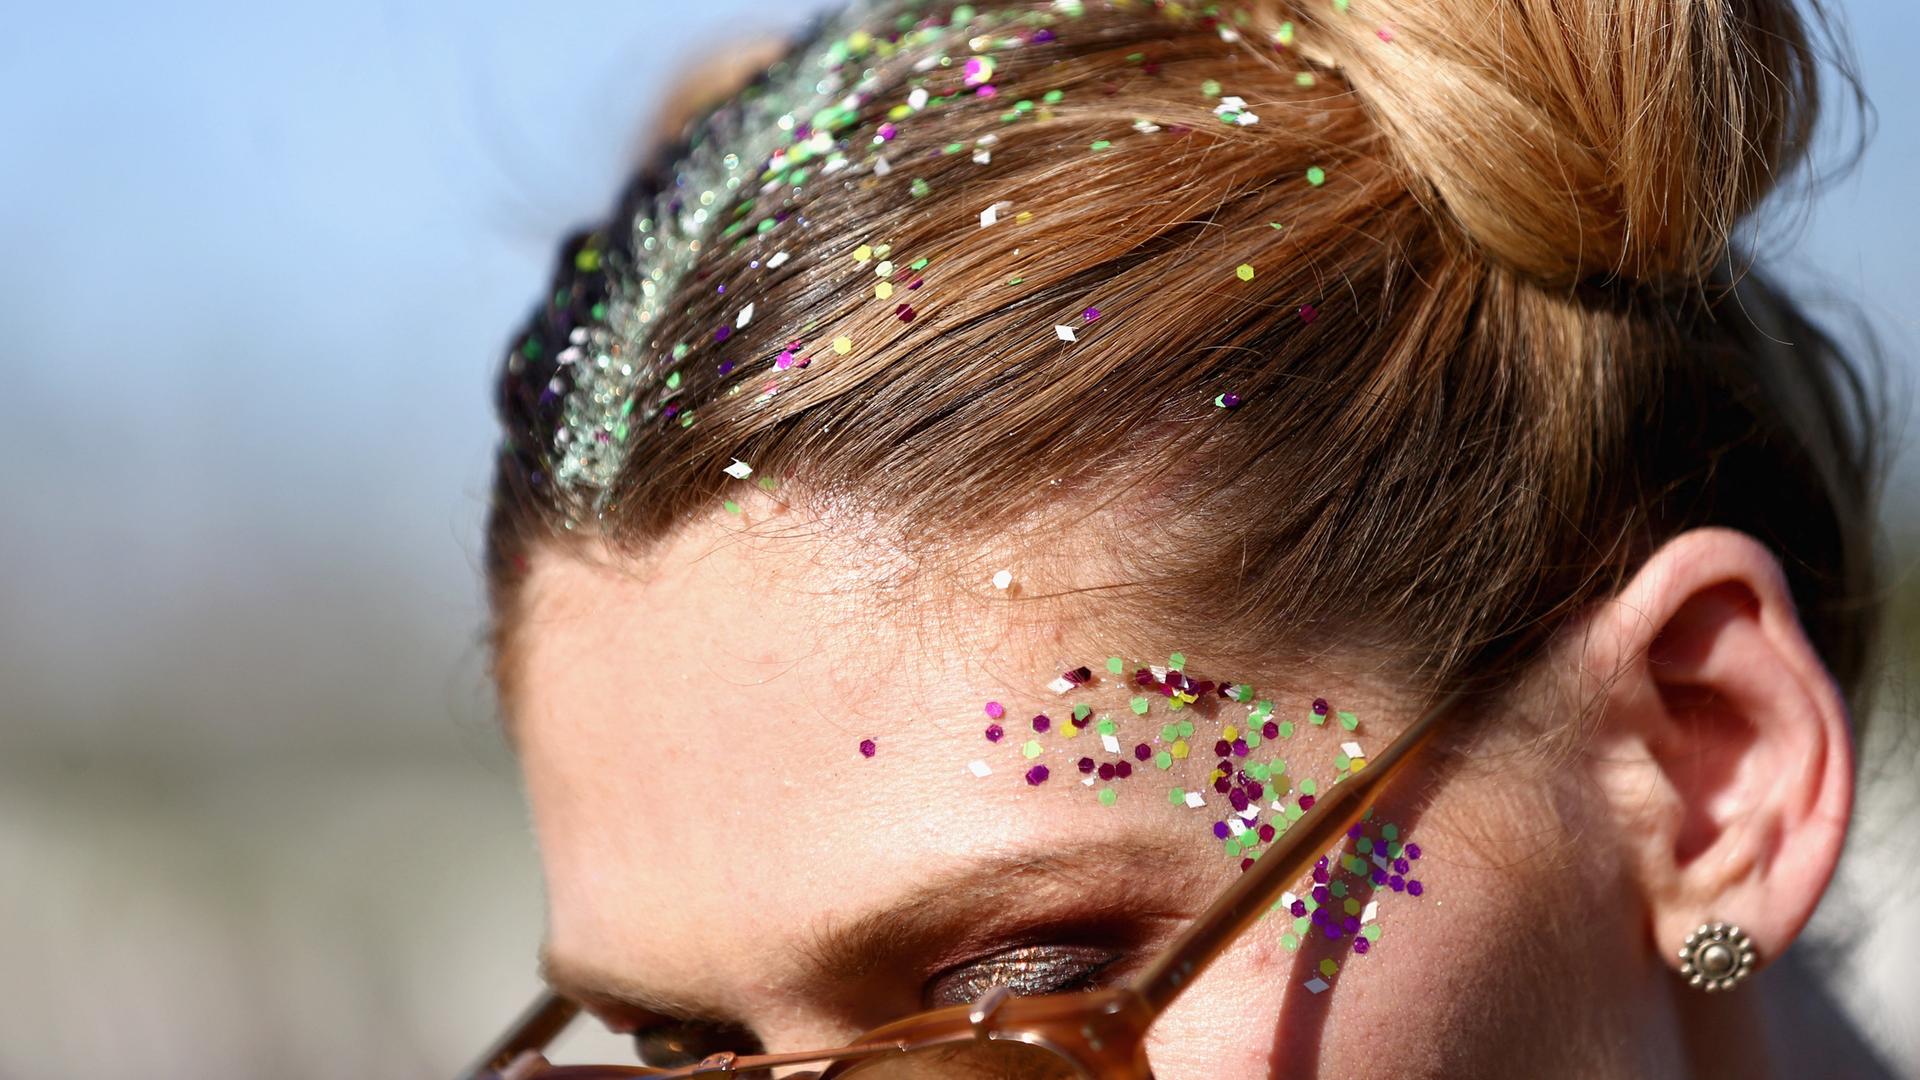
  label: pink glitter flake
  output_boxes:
[859,738,877,758]
[985,700,1006,720]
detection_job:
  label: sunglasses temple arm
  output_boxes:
[459,992,582,1080]
[1127,685,1468,1017]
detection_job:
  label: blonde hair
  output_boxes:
[488,0,1882,708]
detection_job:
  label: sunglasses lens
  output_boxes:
[833,1038,1085,1078]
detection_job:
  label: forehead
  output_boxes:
[506,506,1374,1011]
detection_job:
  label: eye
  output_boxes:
[922,943,1125,1009]
[633,1020,764,1069]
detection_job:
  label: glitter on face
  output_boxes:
[859,738,877,758]
[966,656,1429,994]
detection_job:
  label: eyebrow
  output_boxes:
[541,830,1208,1024]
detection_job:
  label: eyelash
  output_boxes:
[620,943,1129,1068]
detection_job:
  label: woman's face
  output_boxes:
[505,505,1679,1078]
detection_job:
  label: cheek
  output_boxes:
[1141,779,1648,1079]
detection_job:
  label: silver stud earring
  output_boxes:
[1678,921,1756,992]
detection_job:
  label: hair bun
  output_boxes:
[1288,0,1820,287]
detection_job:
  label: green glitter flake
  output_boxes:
[1022,739,1043,759]
[1299,778,1319,796]
[1098,787,1118,806]
[1338,710,1359,730]
[1178,720,1195,738]
[1107,655,1125,675]
[1168,651,1186,670]
[722,499,740,514]
[1090,139,1113,151]
[1279,721,1295,738]
[1306,165,1327,186]
[1072,703,1091,722]
[1201,79,1222,98]
[1130,696,1150,715]
[1235,263,1256,281]
[1154,751,1174,770]
[665,370,682,390]
[1043,89,1065,103]
[1097,717,1118,736]
[1168,786,1186,805]
[1362,924,1383,942]
[910,178,932,198]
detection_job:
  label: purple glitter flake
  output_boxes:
[714,325,731,343]
[985,723,1004,742]
[1311,697,1329,716]
[1082,306,1102,321]
[858,738,876,758]
[1032,714,1052,733]
[1115,761,1133,779]
[1213,821,1230,840]
[1077,756,1096,774]
[1097,762,1116,781]
[1407,879,1424,897]
[1025,764,1050,786]
[1262,720,1279,739]
[1219,392,1242,409]
[1354,937,1371,955]
[1406,843,1422,860]
[1134,743,1153,761]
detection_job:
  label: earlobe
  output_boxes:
[1573,527,1853,982]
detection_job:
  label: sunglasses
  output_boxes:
[460,682,1468,1079]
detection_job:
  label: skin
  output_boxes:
[504,488,1854,1079]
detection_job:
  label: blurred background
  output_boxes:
[0,2,1915,1077]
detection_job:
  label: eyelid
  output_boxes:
[922,942,1127,1008]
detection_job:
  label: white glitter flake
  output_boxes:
[1054,324,1077,342]
[723,459,753,479]
[968,760,992,778]
[1304,977,1330,994]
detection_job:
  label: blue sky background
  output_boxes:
[0,3,1915,1076]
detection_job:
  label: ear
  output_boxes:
[1572,526,1853,978]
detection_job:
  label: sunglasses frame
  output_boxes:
[461,682,1470,1080]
